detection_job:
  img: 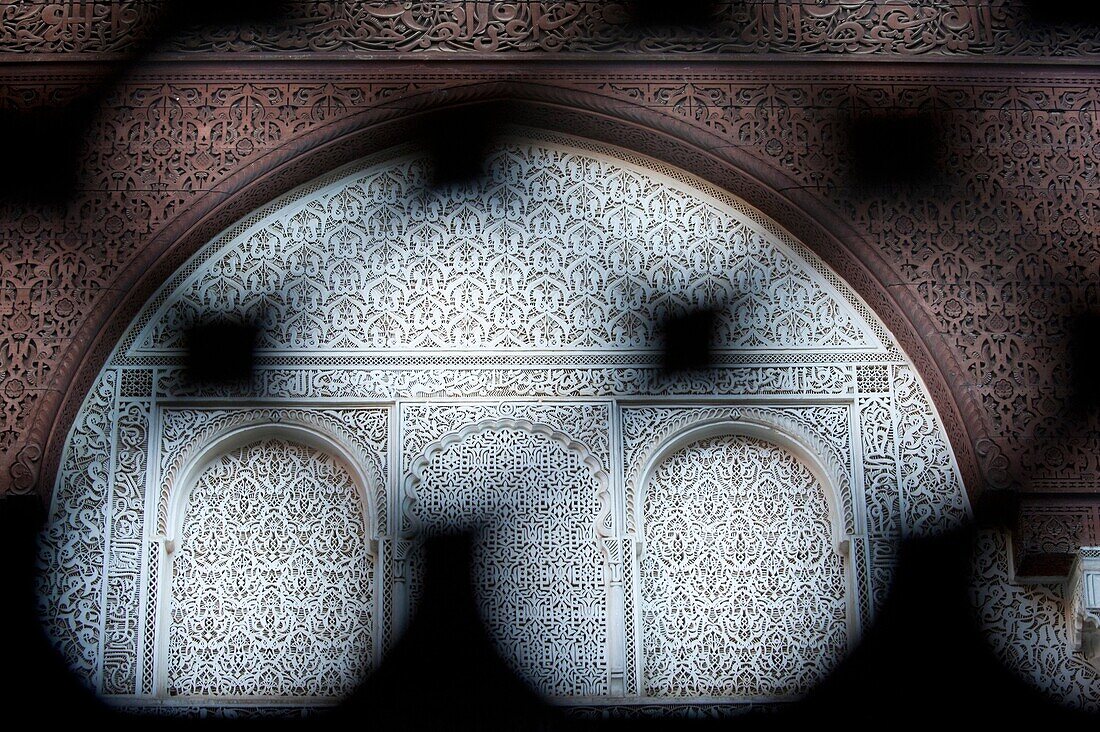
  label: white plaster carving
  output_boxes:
[970,531,1100,710]
[156,407,388,537]
[38,370,116,686]
[134,145,879,355]
[405,417,610,698]
[166,438,374,698]
[620,405,853,539]
[38,132,969,715]
[639,435,847,698]
[1066,549,1100,672]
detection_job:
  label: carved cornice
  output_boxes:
[1015,496,1100,581]
[2,2,1100,60]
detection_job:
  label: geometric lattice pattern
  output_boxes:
[411,427,608,698]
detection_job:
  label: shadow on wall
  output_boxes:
[2,494,1094,730]
[5,1,1100,726]
[0,1,295,207]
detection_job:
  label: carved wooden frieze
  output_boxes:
[2,2,1100,58]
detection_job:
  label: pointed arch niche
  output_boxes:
[37,129,969,716]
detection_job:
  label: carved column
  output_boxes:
[603,537,628,696]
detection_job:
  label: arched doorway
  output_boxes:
[37,129,969,715]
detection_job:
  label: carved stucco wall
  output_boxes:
[4,0,1100,717]
[408,421,611,698]
[640,435,847,698]
[970,529,1100,711]
[36,136,971,713]
[4,62,1099,576]
[168,438,374,698]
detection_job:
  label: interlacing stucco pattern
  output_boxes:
[37,137,968,713]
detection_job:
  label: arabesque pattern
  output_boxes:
[3,2,1098,57]
[410,426,608,698]
[35,136,968,714]
[5,0,1100,717]
[641,435,847,697]
[167,438,373,698]
[139,146,873,353]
